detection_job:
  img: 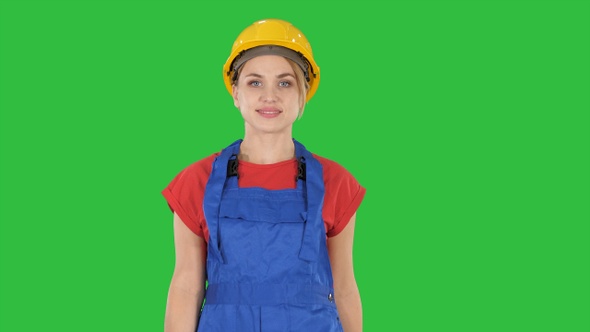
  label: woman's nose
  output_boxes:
[260,86,278,102]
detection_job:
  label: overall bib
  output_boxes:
[198,139,344,332]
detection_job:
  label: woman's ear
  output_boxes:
[232,84,240,109]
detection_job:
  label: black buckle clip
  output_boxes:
[227,155,239,178]
[297,157,306,181]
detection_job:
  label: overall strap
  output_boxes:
[202,139,242,264]
[294,140,325,262]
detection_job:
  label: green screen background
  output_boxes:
[1,0,588,331]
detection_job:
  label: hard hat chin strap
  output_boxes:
[230,45,311,83]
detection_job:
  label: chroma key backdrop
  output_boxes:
[1,1,588,331]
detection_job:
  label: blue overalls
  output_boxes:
[198,139,344,332]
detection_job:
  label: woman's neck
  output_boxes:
[239,133,295,164]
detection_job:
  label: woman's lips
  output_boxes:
[256,108,282,118]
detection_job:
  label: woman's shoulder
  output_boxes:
[168,152,221,186]
[311,153,354,178]
[310,153,364,191]
[179,140,240,176]
[183,152,220,175]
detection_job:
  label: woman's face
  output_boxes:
[233,55,301,136]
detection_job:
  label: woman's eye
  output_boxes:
[279,81,291,87]
[249,81,262,87]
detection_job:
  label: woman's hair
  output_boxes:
[233,57,310,119]
[286,58,310,118]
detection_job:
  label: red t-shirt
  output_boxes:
[162,152,366,241]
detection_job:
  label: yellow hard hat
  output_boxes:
[223,19,320,102]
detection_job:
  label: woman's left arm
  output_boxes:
[327,213,362,332]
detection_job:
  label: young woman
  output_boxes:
[162,19,366,332]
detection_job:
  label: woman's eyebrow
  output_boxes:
[243,73,295,78]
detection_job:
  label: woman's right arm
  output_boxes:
[164,212,207,332]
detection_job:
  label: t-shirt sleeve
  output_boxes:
[161,154,217,240]
[316,155,366,237]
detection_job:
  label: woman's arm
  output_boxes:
[327,213,362,332]
[164,212,207,332]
